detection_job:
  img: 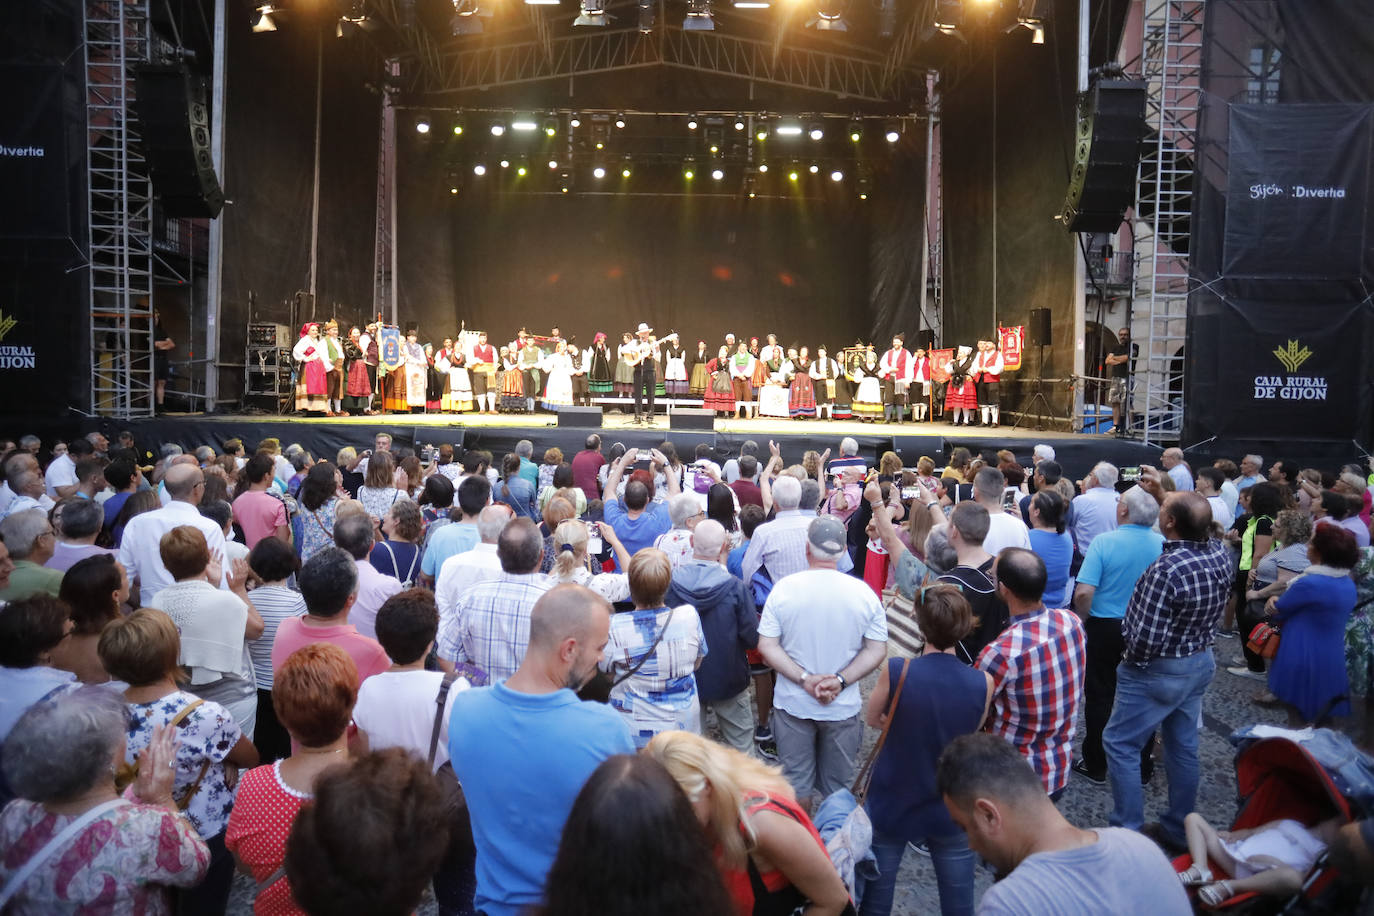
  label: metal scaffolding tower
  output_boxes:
[1131,0,1204,443]
[372,60,399,327]
[84,0,155,418]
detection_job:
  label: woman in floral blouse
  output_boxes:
[99,609,259,914]
[0,687,209,914]
[296,462,347,562]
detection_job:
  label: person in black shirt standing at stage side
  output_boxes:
[153,309,175,413]
[1104,327,1137,435]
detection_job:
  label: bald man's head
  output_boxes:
[528,583,611,652]
[1163,491,1212,541]
[691,519,728,560]
[164,463,204,501]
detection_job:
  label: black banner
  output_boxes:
[1222,103,1372,281]
[0,64,69,239]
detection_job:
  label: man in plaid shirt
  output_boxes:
[1104,486,1231,852]
[976,548,1086,799]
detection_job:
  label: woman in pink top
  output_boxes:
[232,455,290,549]
[226,644,359,915]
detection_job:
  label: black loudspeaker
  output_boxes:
[134,65,225,218]
[1059,80,1147,233]
[914,329,935,352]
[556,406,603,427]
[1028,308,1052,346]
[670,408,715,431]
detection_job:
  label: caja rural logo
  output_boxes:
[1254,339,1324,401]
[0,311,36,369]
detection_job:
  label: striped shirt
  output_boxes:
[436,572,553,683]
[245,584,307,689]
[976,606,1086,795]
[1122,538,1232,666]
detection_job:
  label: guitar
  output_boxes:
[624,332,678,368]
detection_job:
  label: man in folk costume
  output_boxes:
[729,341,756,419]
[809,345,842,420]
[467,331,498,414]
[291,322,331,414]
[945,345,979,426]
[878,333,913,424]
[910,345,932,421]
[975,338,1006,428]
[322,320,346,415]
[760,334,786,383]
[360,323,380,409]
[343,326,374,415]
[629,322,659,425]
[517,328,543,413]
[402,326,427,411]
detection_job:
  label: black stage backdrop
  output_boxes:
[1185,0,1374,449]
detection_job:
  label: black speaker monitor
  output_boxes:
[134,64,225,219]
[556,406,603,427]
[1060,80,1147,233]
[1028,308,1052,347]
[669,408,715,431]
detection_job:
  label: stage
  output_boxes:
[28,408,1172,482]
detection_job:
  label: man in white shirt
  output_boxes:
[1070,462,1120,558]
[0,470,53,522]
[722,441,761,484]
[334,513,403,640]
[1161,448,1194,491]
[0,451,39,516]
[436,506,511,627]
[973,467,1031,557]
[118,464,227,603]
[44,438,91,499]
[1195,468,1234,530]
[758,516,887,809]
[742,477,815,585]
[1235,454,1264,491]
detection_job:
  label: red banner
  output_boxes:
[929,348,953,383]
[998,326,1024,371]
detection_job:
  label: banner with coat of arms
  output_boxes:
[929,348,953,383]
[999,326,1024,371]
[379,326,403,371]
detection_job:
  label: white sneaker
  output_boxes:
[1227,666,1267,682]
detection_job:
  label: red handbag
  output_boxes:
[1246,621,1281,660]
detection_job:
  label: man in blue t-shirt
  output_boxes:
[601,447,678,557]
[448,584,634,916]
[1070,487,1164,785]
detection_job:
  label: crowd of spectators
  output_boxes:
[0,427,1372,914]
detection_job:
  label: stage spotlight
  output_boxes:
[560,168,572,192]
[808,163,819,174]
[451,0,483,34]
[734,115,746,131]
[808,122,824,141]
[711,167,724,181]
[525,0,559,6]
[830,169,843,182]
[683,0,715,31]
[548,158,559,169]
[744,174,757,198]
[848,117,862,142]
[858,175,871,199]
[593,165,606,179]
[788,169,799,182]
[453,117,465,136]
[734,0,770,8]
[683,157,697,179]
[473,162,487,175]
[574,0,608,25]
[251,4,278,32]
[500,159,510,168]
[511,115,538,132]
[757,162,768,173]
[543,117,557,136]
[808,0,848,31]
[621,156,633,178]
[884,120,901,143]
[638,0,655,32]
[709,143,719,154]
[517,159,529,176]
[1011,16,1045,43]
[490,120,507,136]
[570,114,582,128]
[415,117,431,134]
[450,185,459,194]
[934,0,962,34]
[614,112,627,129]
[774,120,804,137]
[687,114,699,130]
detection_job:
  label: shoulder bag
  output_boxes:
[428,672,477,911]
[577,605,677,703]
[113,699,213,809]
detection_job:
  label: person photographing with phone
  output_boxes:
[603,448,681,556]
[971,466,1031,556]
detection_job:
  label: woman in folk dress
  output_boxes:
[541,340,575,410]
[438,341,473,413]
[292,322,330,414]
[568,344,591,406]
[588,332,614,397]
[789,347,816,419]
[852,347,884,422]
[614,332,636,395]
[688,340,711,396]
[343,327,373,415]
[703,346,736,416]
[402,330,427,411]
[663,336,689,397]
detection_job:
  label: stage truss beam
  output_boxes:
[420,28,918,103]
[879,0,936,94]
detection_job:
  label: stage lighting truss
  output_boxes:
[574,0,609,27]
[683,0,715,31]
[808,0,848,32]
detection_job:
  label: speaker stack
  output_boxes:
[1059,80,1148,233]
[134,64,225,219]
[245,322,292,411]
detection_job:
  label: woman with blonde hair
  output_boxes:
[878,451,903,480]
[603,549,706,748]
[551,519,632,602]
[645,730,852,916]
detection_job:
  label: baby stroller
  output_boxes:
[1173,726,1374,913]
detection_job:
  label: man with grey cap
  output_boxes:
[757,515,887,809]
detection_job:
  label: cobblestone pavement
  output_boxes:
[226,632,1366,914]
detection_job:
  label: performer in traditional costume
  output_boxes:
[541,340,575,410]
[663,334,688,396]
[703,346,735,416]
[688,340,711,396]
[343,327,374,415]
[729,342,756,419]
[499,346,526,412]
[974,338,1005,427]
[910,346,932,422]
[423,343,444,412]
[517,330,543,413]
[292,322,330,414]
[852,347,884,422]
[467,331,498,414]
[758,357,790,419]
[878,333,913,424]
[614,332,635,395]
[588,333,614,398]
[788,347,816,419]
[568,344,590,405]
[360,323,380,408]
[438,340,473,413]
[320,321,346,415]
[403,328,427,412]
[749,337,770,391]
[945,345,979,426]
[810,346,843,420]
